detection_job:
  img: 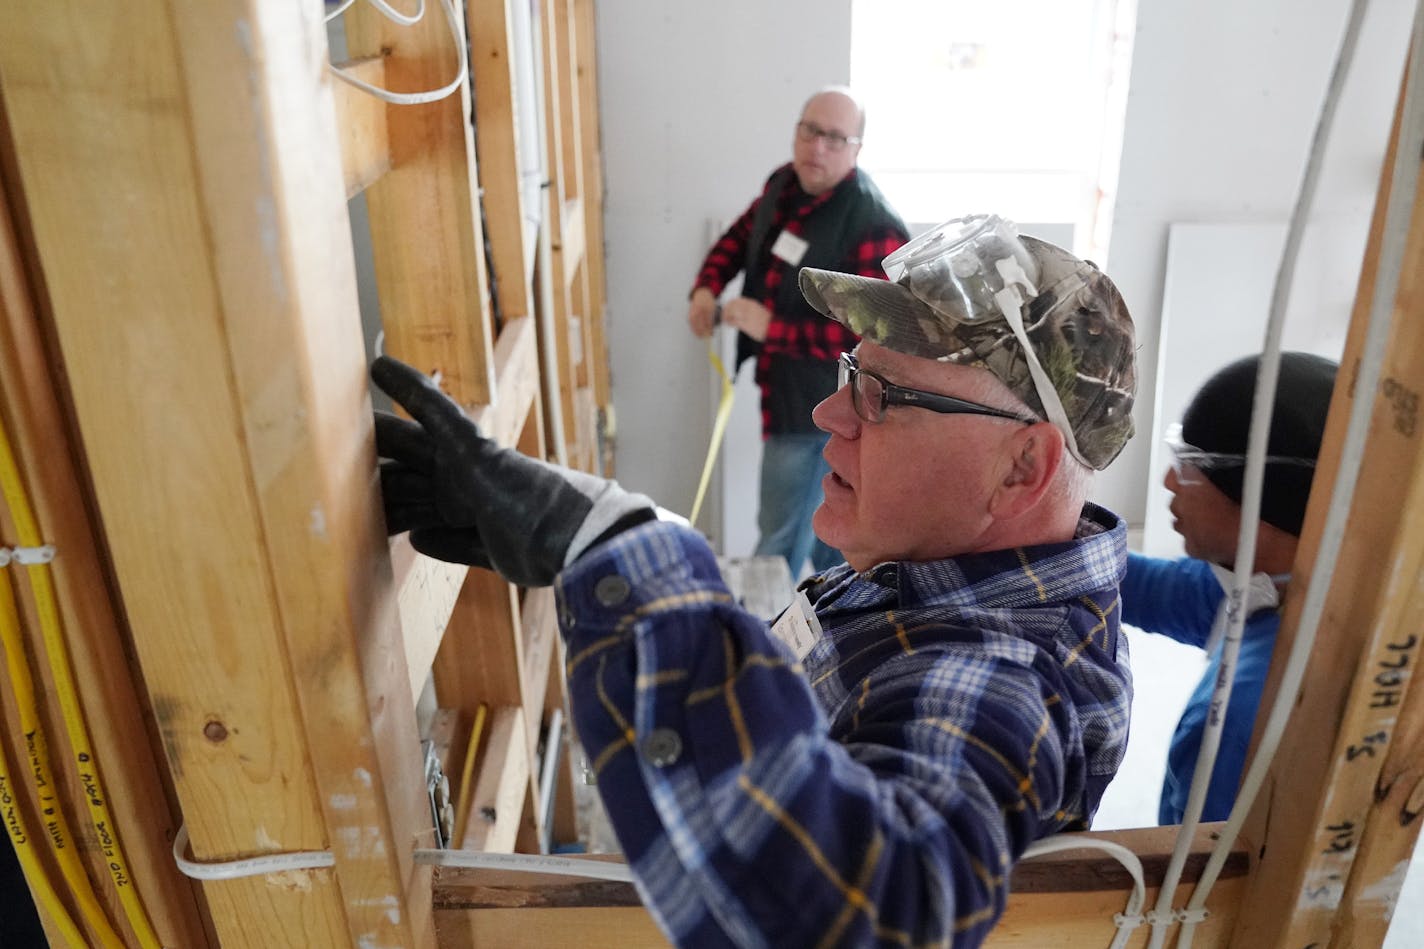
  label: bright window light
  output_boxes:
[851,0,1136,263]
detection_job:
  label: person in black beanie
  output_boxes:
[1120,351,1337,824]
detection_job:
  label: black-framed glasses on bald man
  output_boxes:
[837,353,1037,426]
[796,121,861,152]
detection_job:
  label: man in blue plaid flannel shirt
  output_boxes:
[373,215,1139,947]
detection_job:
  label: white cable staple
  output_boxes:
[172,824,335,880]
[0,545,55,566]
[1020,833,1146,949]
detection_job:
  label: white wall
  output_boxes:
[1102,0,1411,527]
[594,2,853,552]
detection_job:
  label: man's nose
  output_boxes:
[813,384,859,438]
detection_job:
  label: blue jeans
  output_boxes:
[754,432,841,577]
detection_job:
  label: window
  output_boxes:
[851,0,1136,263]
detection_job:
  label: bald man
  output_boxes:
[687,87,909,578]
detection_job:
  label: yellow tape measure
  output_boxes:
[688,341,736,527]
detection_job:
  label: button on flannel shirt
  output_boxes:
[693,165,907,436]
[555,504,1132,947]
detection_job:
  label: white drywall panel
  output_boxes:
[1142,223,1351,559]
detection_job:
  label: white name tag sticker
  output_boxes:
[768,590,823,662]
[770,229,809,267]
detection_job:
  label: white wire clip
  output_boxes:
[1112,913,1145,932]
[1144,908,1179,927]
[1178,907,1211,924]
[0,545,55,567]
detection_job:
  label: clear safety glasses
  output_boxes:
[1164,423,1317,485]
[881,215,1082,460]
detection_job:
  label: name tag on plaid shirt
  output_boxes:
[769,590,822,661]
[770,229,809,266]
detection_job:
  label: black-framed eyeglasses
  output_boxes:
[796,121,862,152]
[837,353,1037,425]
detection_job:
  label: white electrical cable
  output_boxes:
[324,0,359,23]
[172,824,335,880]
[413,848,637,883]
[364,0,425,28]
[173,823,636,883]
[327,0,468,106]
[1021,834,1147,949]
[1145,3,1374,946]
[1133,3,1367,940]
[1175,4,1424,946]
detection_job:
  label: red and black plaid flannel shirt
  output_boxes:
[693,166,906,434]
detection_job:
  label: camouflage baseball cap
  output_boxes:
[799,215,1137,469]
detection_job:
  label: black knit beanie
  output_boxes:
[1179,352,1338,537]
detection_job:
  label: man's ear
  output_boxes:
[989,423,1064,519]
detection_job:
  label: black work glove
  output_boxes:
[371,355,656,587]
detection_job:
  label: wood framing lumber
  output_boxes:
[460,705,530,853]
[534,169,572,470]
[400,550,469,705]
[434,569,523,716]
[537,0,585,471]
[1233,62,1424,949]
[542,635,580,847]
[1333,647,1424,948]
[549,0,596,396]
[551,0,586,208]
[519,588,558,768]
[0,4,433,945]
[427,825,1250,948]
[332,55,393,199]
[472,315,542,451]
[395,315,539,703]
[343,0,499,409]
[572,0,614,410]
[467,0,538,321]
[561,197,586,291]
[0,109,210,949]
[434,905,662,949]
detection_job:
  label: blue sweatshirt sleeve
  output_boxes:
[1120,554,1223,649]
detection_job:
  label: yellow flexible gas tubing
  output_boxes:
[0,406,160,948]
[0,569,90,947]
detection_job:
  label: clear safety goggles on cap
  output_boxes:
[1164,422,1318,485]
[882,215,1083,462]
